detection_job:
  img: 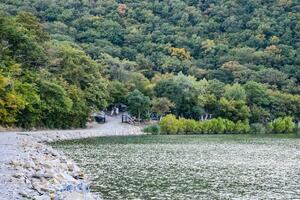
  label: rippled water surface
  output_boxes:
[52,135,300,200]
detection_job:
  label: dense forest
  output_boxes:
[0,0,299,130]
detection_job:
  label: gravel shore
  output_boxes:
[0,115,145,200]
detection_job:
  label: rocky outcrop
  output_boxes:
[9,138,100,200]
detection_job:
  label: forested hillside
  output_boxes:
[0,0,300,129]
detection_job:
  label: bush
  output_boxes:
[223,119,235,133]
[177,118,186,134]
[234,120,250,134]
[160,114,179,134]
[267,116,296,133]
[212,118,226,134]
[182,119,198,134]
[160,115,250,134]
[250,123,266,134]
[143,124,161,134]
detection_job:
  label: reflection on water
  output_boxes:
[52,135,300,200]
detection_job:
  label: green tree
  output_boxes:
[46,41,109,110]
[218,97,251,122]
[127,89,151,121]
[38,80,73,128]
[107,81,128,106]
[224,83,246,101]
[0,12,47,69]
[244,81,269,106]
[151,97,174,117]
[0,74,26,126]
[16,11,49,42]
[154,73,203,118]
[15,81,41,129]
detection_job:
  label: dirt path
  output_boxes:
[0,115,145,199]
[23,114,144,142]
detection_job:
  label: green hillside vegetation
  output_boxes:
[0,0,299,130]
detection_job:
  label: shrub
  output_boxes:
[267,116,296,133]
[177,118,186,134]
[143,124,161,135]
[213,118,226,134]
[160,115,250,134]
[269,117,285,133]
[284,117,296,133]
[234,120,250,134]
[160,114,179,134]
[250,123,266,134]
[201,120,212,134]
[223,119,235,133]
[182,119,198,134]
[195,121,204,133]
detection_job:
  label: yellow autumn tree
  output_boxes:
[201,39,216,52]
[0,74,26,125]
[169,47,191,60]
[221,61,246,71]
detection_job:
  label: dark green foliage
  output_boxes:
[0,1,300,130]
[154,73,203,118]
[38,80,73,129]
[218,98,251,122]
[0,13,109,129]
[143,124,161,135]
[250,123,266,135]
[244,81,269,107]
[127,89,151,121]
[151,97,174,117]
[2,0,299,83]
[0,12,47,69]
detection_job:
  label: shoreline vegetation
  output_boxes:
[144,115,298,135]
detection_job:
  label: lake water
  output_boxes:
[52,135,300,199]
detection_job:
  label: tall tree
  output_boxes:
[127,89,151,121]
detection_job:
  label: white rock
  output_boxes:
[64,192,85,200]
[40,186,55,193]
[24,161,36,169]
[43,162,53,169]
[32,172,54,179]
[9,160,20,167]
[13,173,23,178]
[19,191,30,198]
[67,162,75,171]
[33,194,51,200]
[54,172,76,183]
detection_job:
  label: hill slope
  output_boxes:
[0,0,299,128]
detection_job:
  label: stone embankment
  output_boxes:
[9,137,99,200]
[0,115,145,200]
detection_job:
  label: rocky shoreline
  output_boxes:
[9,137,100,200]
[1,116,145,200]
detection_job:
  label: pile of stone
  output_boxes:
[8,138,100,200]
